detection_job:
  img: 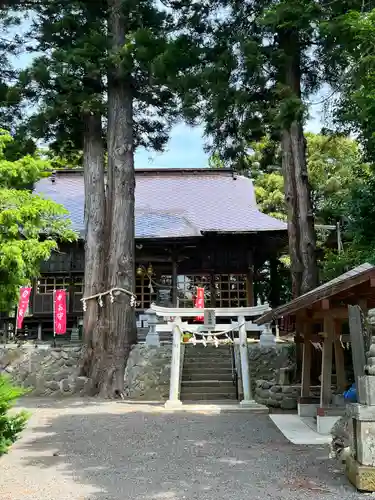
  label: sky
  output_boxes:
[12,20,326,170]
[134,110,324,169]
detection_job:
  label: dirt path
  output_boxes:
[0,399,362,500]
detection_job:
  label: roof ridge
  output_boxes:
[50,167,234,176]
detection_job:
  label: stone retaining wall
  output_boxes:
[249,344,296,385]
[0,344,172,400]
[254,380,321,410]
[124,344,172,400]
[1,342,296,401]
[0,346,88,396]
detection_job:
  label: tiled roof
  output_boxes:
[34,168,287,239]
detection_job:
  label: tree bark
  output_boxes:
[279,29,318,296]
[102,0,136,397]
[79,1,136,398]
[80,111,108,393]
[290,119,318,294]
[281,129,302,297]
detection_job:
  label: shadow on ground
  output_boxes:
[1,401,360,500]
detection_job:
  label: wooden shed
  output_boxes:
[257,263,375,412]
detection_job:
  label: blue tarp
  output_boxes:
[343,383,357,402]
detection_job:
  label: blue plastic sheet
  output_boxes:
[343,383,357,402]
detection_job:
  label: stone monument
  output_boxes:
[346,306,375,491]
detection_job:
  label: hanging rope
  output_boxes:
[175,321,246,347]
[81,287,137,311]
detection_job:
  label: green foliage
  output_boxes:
[319,163,375,280]
[210,132,373,284]
[21,0,187,156]
[320,7,375,162]
[0,374,29,455]
[306,133,370,223]
[0,131,76,311]
[213,132,368,226]
[255,173,286,221]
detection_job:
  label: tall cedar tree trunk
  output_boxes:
[80,0,136,396]
[104,0,137,395]
[81,111,108,391]
[279,29,318,297]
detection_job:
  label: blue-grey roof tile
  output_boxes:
[34,169,287,239]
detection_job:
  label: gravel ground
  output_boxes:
[0,398,366,500]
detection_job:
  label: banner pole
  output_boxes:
[14,287,21,342]
[53,289,56,347]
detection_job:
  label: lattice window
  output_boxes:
[177,275,211,308]
[135,275,156,309]
[73,276,84,294]
[37,276,70,294]
[214,274,247,308]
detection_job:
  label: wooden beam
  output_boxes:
[333,319,346,393]
[322,299,330,310]
[210,272,216,308]
[359,298,368,315]
[301,324,313,397]
[312,308,348,320]
[246,267,254,306]
[171,257,178,307]
[320,315,334,407]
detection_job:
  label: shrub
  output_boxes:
[0,374,29,455]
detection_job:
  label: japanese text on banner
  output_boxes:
[54,289,67,335]
[16,287,32,330]
[194,287,205,322]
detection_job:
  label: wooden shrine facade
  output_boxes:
[1,168,287,340]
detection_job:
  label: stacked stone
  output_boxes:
[254,380,321,410]
[346,332,375,491]
[124,344,172,400]
[248,344,296,385]
[254,380,299,409]
[3,346,89,396]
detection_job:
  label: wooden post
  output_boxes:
[210,272,216,308]
[320,315,334,407]
[171,257,178,307]
[333,319,346,393]
[301,323,312,397]
[246,267,254,307]
[245,250,254,307]
[348,304,367,386]
[269,257,280,307]
[295,316,303,378]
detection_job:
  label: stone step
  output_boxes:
[183,349,231,356]
[184,362,232,373]
[181,381,236,392]
[183,357,232,363]
[183,361,232,369]
[181,379,234,391]
[180,392,237,401]
[183,358,232,364]
[182,373,233,382]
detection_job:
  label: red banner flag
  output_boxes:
[194,287,205,322]
[16,287,32,330]
[54,289,67,335]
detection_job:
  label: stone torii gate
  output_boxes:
[149,303,273,409]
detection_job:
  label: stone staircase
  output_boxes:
[180,344,238,402]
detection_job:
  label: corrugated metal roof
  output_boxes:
[34,169,287,239]
[257,263,375,324]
